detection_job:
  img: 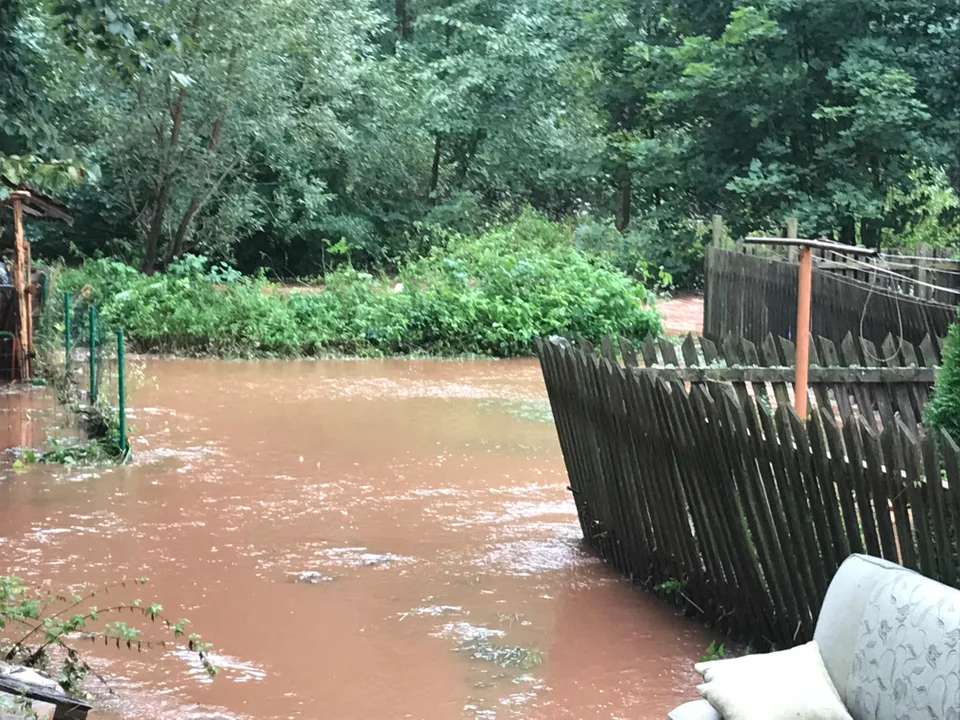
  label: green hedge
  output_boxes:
[54,212,661,357]
[927,321,960,442]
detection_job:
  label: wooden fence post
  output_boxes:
[712,214,723,248]
[10,191,29,381]
[787,218,799,263]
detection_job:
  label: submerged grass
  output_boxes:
[54,211,661,359]
[459,638,544,671]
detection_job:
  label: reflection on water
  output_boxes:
[0,358,708,719]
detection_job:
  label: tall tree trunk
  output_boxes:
[428,134,442,203]
[839,216,856,246]
[455,130,482,187]
[142,89,187,274]
[143,180,170,275]
[395,0,411,39]
[860,217,882,249]
[165,115,226,264]
[166,195,201,264]
[615,172,631,232]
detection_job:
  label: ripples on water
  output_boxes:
[0,358,707,719]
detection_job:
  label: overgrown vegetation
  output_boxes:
[56,212,661,357]
[926,322,960,443]
[0,575,215,696]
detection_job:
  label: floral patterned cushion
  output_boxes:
[846,567,960,720]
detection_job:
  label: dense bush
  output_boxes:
[56,212,660,358]
[926,322,960,442]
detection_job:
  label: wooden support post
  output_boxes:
[916,243,931,300]
[10,192,29,381]
[787,218,799,263]
[25,240,33,360]
[795,245,812,418]
[744,225,878,418]
[712,214,723,248]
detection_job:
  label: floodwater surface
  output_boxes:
[0,359,708,719]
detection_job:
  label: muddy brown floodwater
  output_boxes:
[0,358,708,719]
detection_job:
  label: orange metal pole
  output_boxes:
[795,246,812,417]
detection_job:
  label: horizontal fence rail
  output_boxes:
[705,248,957,349]
[536,332,958,650]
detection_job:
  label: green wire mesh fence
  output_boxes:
[8,286,130,462]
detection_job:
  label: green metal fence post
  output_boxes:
[88,306,96,403]
[64,292,71,373]
[117,329,126,454]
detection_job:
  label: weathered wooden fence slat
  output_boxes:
[704,247,957,349]
[536,331,956,650]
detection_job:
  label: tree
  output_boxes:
[52,0,383,273]
[623,0,956,244]
[0,0,58,156]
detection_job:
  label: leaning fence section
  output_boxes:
[704,247,957,349]
[536,332,958,650]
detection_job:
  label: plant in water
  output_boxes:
[460,638,544,671]
[0,575,216,696]
[699,641,726,663]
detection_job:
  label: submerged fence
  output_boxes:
[537,331,959,649]
[704,247,957,349]
[6,289,129,457]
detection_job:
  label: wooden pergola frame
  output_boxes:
[0,186,74,381]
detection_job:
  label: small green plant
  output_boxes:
[26,435,125,466]
[699,641,726,662]
[0,575,216,696]
[655,578,683,594]
[926,321,960,442]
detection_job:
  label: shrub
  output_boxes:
[54,210,661,358]
[926,321,960,442]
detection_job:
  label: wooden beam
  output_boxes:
[25,239,33,363]
[10,193,29,381]
[744,236,879,255]
[631,366,937,383]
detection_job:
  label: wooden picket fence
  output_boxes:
[536,331,960,649]
[704,247,957,349]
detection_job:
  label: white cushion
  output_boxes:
[844,563,960,719]
[667,699,721,720]
[695,641,852,720]
[813,554,906,701]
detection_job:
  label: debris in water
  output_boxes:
[432,621,505,644]
[397,604,462,622]
[461,640,544,670]
[293,571,335,584]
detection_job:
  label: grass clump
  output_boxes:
[56,210,661,358]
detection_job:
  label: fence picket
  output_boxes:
[535,330,952,651]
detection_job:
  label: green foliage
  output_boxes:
[0,155,92,197]
[8,0,960,288]
[0,575,215,695]
[926,322,960,443]
[654,578,683,594]
[26,433,125,466]
[56,212,660,357]
[882,167,960,250]
[699,640,726,663]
